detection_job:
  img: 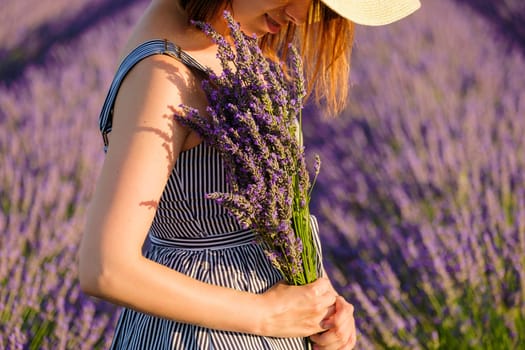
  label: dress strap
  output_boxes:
[98,39,211,152]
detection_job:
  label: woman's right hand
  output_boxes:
[257,277,337,338]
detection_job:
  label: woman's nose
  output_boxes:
[284,0,312,25]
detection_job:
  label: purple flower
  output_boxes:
[176,11,320,285]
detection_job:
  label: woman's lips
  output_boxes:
[265,14,282,34]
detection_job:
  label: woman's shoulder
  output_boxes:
[113,12,212,114]
[108,40,209,156]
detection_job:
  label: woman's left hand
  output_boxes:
[309,295,357,350]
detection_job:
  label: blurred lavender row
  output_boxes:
[1,0,524,348]
[304,0,525,348]
[0,0,144,84]
[0,0,103,52]
[0,1,147,348]
[455,0,525,50]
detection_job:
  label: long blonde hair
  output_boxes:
[181,0,354,116]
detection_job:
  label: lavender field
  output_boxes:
[1,0,524,349]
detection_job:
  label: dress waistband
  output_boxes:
[148,229,256,250]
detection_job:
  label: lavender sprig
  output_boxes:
[176,11,320,285]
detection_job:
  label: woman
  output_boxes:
[79,0,420,349]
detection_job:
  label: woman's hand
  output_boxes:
[309,296,356,349]
[257,277,337,338]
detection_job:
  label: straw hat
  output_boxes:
[320,0,421,26]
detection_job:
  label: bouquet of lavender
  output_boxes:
[176,12,320,286]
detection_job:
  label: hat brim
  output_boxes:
[320,0,421,26]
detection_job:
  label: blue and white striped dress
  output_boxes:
[99,40,321,350]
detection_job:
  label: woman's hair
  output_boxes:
[180,0,354,116]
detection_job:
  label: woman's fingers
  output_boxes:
[310,296,356,349]
[301,278,338,333]
[259,277,339,338]
[323,296,354,329]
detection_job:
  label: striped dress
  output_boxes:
[98,40,321,350]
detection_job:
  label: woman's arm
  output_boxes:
[79,54,336,338]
